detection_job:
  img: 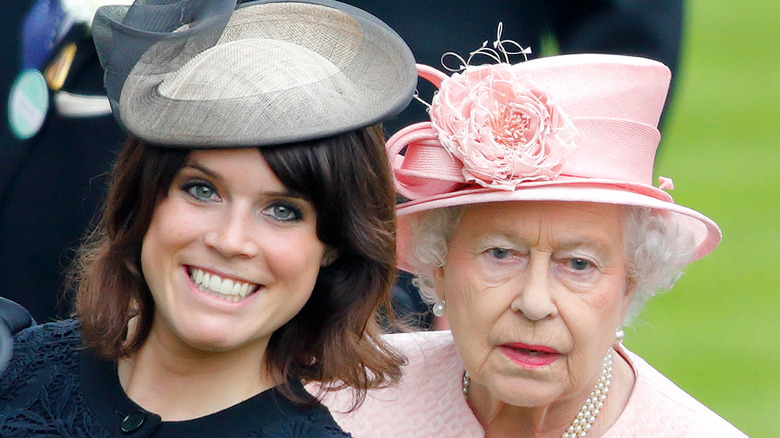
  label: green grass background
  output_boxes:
[622,1,779,436]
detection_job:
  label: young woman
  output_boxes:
[0,0,416,436]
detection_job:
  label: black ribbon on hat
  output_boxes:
[92,0,237,115]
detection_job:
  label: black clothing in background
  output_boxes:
[0,0,126,322]
[346,0,683,134]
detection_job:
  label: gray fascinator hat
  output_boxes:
[92,0,417,147]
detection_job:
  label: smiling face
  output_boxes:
[434,201,633,408]
[140,148,327,356]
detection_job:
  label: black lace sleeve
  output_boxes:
[0,320,111,437]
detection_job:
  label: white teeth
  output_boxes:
[209,274,220,292]
[188,267,258,301]
[219,279,234,295]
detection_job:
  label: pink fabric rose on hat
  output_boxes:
[429,64,578,189]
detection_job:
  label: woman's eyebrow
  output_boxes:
[555,238,612,257]
[183,161,311,201]
[264,190,311,202]
[182,162,220,179]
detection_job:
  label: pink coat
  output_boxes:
[321,330,746,437]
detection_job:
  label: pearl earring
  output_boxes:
[615,327,625,343]
[432,300,446,317]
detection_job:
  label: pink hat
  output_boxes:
[390,54,721,272]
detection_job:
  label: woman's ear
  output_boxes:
[321,246,340,267]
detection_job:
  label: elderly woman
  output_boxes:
[324,52,747,437]
[0,0,416,436]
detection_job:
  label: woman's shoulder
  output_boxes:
[5,319,82,377]
[5,319,82,373]
[607,347,747,437]
[322,330,484,438]
[352,330,462,394]
[13,318,81,343]
[0,319,110,437]
[383,329,459,357]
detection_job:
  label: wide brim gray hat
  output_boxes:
[92,0,417,147]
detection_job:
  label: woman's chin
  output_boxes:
[182,335,242,353]
[477,375,562,408]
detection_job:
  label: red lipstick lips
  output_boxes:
[500,342,560,368]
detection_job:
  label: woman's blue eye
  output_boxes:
[489,248,511,259]
[569,258,591,270]
[184,182,219,201]
[266,202,302,222]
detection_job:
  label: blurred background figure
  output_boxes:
[0,0,130,322]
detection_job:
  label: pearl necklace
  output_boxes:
[462,351,613,438]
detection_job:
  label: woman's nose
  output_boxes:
[204,207,260,258]
[510,258,557,321]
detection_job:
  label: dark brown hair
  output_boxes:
[72,125,403,407]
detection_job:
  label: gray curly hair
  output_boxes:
[405,203,696,324]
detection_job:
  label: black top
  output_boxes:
[0,320,350,437]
